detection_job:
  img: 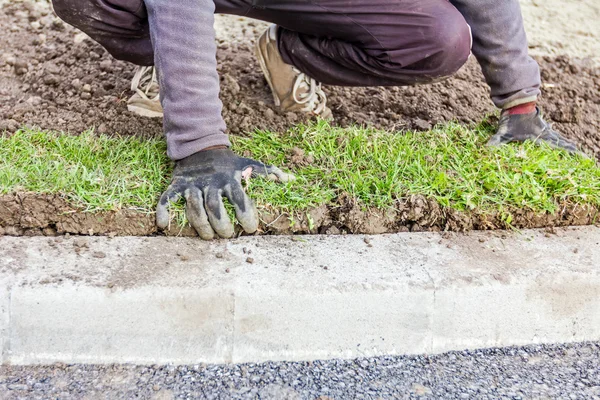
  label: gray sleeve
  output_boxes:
[450,0,541,109]
[144,0,230,161]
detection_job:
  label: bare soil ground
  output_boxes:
[1,0,599,236]
[520,0,600,63]
[1,1,599,151]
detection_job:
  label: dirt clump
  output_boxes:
[286,146,315,167]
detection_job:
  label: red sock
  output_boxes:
[506,101,536,115]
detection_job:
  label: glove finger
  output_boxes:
[263,165,296,182]
[204,188,234,239]
[224,182,259,234]
[156,184,183,229]
[184,187,215,240]
[238,158,296,182]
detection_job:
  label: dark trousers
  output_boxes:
[52,0,472,87]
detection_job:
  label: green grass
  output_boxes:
[0,129,171,212]
[237,120,600,215]
[1,120,599,225]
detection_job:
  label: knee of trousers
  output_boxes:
[382,9,472,82]
[51,0,153,65]
[51,0,105,38]
[51,0,79,25]
[419,11,472,80]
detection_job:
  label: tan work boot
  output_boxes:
[127,66,163,118]
[255,25,333,120]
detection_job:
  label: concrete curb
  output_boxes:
[1,227,599,365]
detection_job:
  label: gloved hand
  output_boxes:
[156,148,294,239]
[487,107,580,153]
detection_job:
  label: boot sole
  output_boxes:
[127,104,164,118]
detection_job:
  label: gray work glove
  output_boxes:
[156,148,294,239]
[487,107,580,153]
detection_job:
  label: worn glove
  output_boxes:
[487,107,580,153]
[156,148,294,239]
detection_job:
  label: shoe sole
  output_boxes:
[127,104,164,118]
[255,38,282,108]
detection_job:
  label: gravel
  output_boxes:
[1,342,600,399]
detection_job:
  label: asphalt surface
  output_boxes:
[1,342,599,399]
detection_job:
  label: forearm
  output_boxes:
[144,0,230,160]
[450,0,541,109]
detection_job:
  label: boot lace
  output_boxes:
[131,66,160,101]
[292,68,328,116]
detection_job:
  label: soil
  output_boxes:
[1,1,599,236]
[1,192,598,237]
[1,1,599,152]
[0,193,155,236]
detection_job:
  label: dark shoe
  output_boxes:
[487,107,581,154]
